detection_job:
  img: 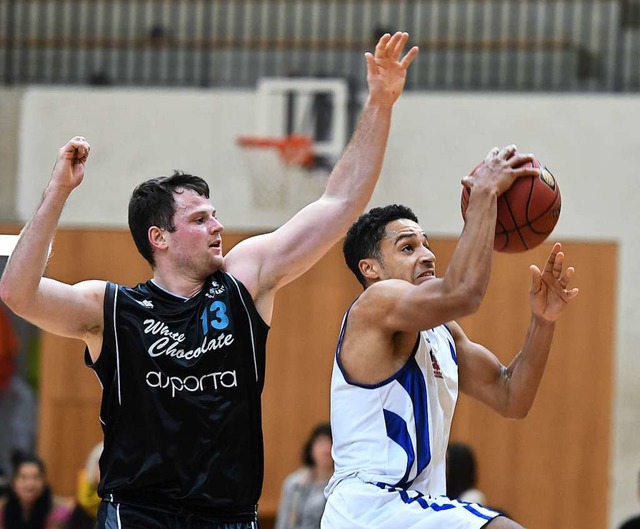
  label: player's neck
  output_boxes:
[151,272,206,299]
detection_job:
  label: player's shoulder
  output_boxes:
[222,240,266,295]
[71,279,109,302]
[353,279,411,313]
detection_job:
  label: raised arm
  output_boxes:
[453,243,579,418]
[225,32,418,315]
[0,137,106,353]
[357,146,540,335]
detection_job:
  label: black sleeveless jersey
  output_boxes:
[86,271,269,520]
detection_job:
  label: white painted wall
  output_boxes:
[0,89,23,221]
[6,87,640,527]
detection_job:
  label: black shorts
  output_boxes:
[97,501,259,529]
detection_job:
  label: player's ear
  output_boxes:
[148,226,167,250]
[359,258,381,281]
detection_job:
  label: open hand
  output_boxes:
[366,32,419,107]
[530,242,579,322]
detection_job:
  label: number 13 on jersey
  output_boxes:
[200,301,229,333]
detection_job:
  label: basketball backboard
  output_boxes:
[255,77,349,163]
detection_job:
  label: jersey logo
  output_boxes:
[205,280,226,299]
[143,318,235,360]
[429,351,443,379]
[137,299,154,309]
[146,369,238,397]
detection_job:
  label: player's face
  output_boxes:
[377,219,436,284]
[165,189,224,277]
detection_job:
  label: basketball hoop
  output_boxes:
[236,134,315,210]
[236,134,314,167]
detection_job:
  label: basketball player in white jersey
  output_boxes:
[322,146,579,529]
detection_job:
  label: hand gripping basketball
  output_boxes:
[461,156,561,253]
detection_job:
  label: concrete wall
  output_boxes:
[3,86,639,527]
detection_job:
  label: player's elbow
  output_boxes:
[442,281,484,317]
[502,406,530,420]
[501,395,532,420]
[465,289,484,314]
[496,370,532,419]
[0,280,15,308]
[0,280,28,316]
[456,285,484,315]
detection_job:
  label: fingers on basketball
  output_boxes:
[462,156,562,253]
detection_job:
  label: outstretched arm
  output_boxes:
[454,243,579,418]
[225,32,418,319]
[0,137,106,351]
[351,146,539,335]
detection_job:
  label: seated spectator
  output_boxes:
[446,442,487,505]
[275,423,333,529]
[0,303,37,477]
[0,454,70,529]
[65,443,102,529]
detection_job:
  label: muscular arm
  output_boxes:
[358,148,539,335]
[451,318,555,419]
[452,243,579,418]
[0,137,105,353]
[337,147,540,385]
[224,32,418,321]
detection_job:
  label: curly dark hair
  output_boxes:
[128,171,210,267]
[343,204,419,287]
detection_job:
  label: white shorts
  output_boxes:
[321,478,501,529]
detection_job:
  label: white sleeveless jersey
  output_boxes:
[326,311,458,497]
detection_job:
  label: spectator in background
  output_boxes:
[446,442,487,505]
[65,443,103,529]
[0,303,37,478]
[619,469,640,529]
[275,423,333,529]
[0,454,71,529]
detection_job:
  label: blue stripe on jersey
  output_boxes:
[394,357,431,486]
[463,504,495,520]
[442,324,458,365]
[398,490,457,511]
[375,483,496,519]
[448,339,457,365]
[383,409,415,486]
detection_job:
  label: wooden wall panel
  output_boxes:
[3,225,614,529]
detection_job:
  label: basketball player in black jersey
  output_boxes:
[0,32,418,529]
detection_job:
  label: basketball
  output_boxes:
[460,158,561,253]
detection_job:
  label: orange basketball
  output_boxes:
[461,158,561,253]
